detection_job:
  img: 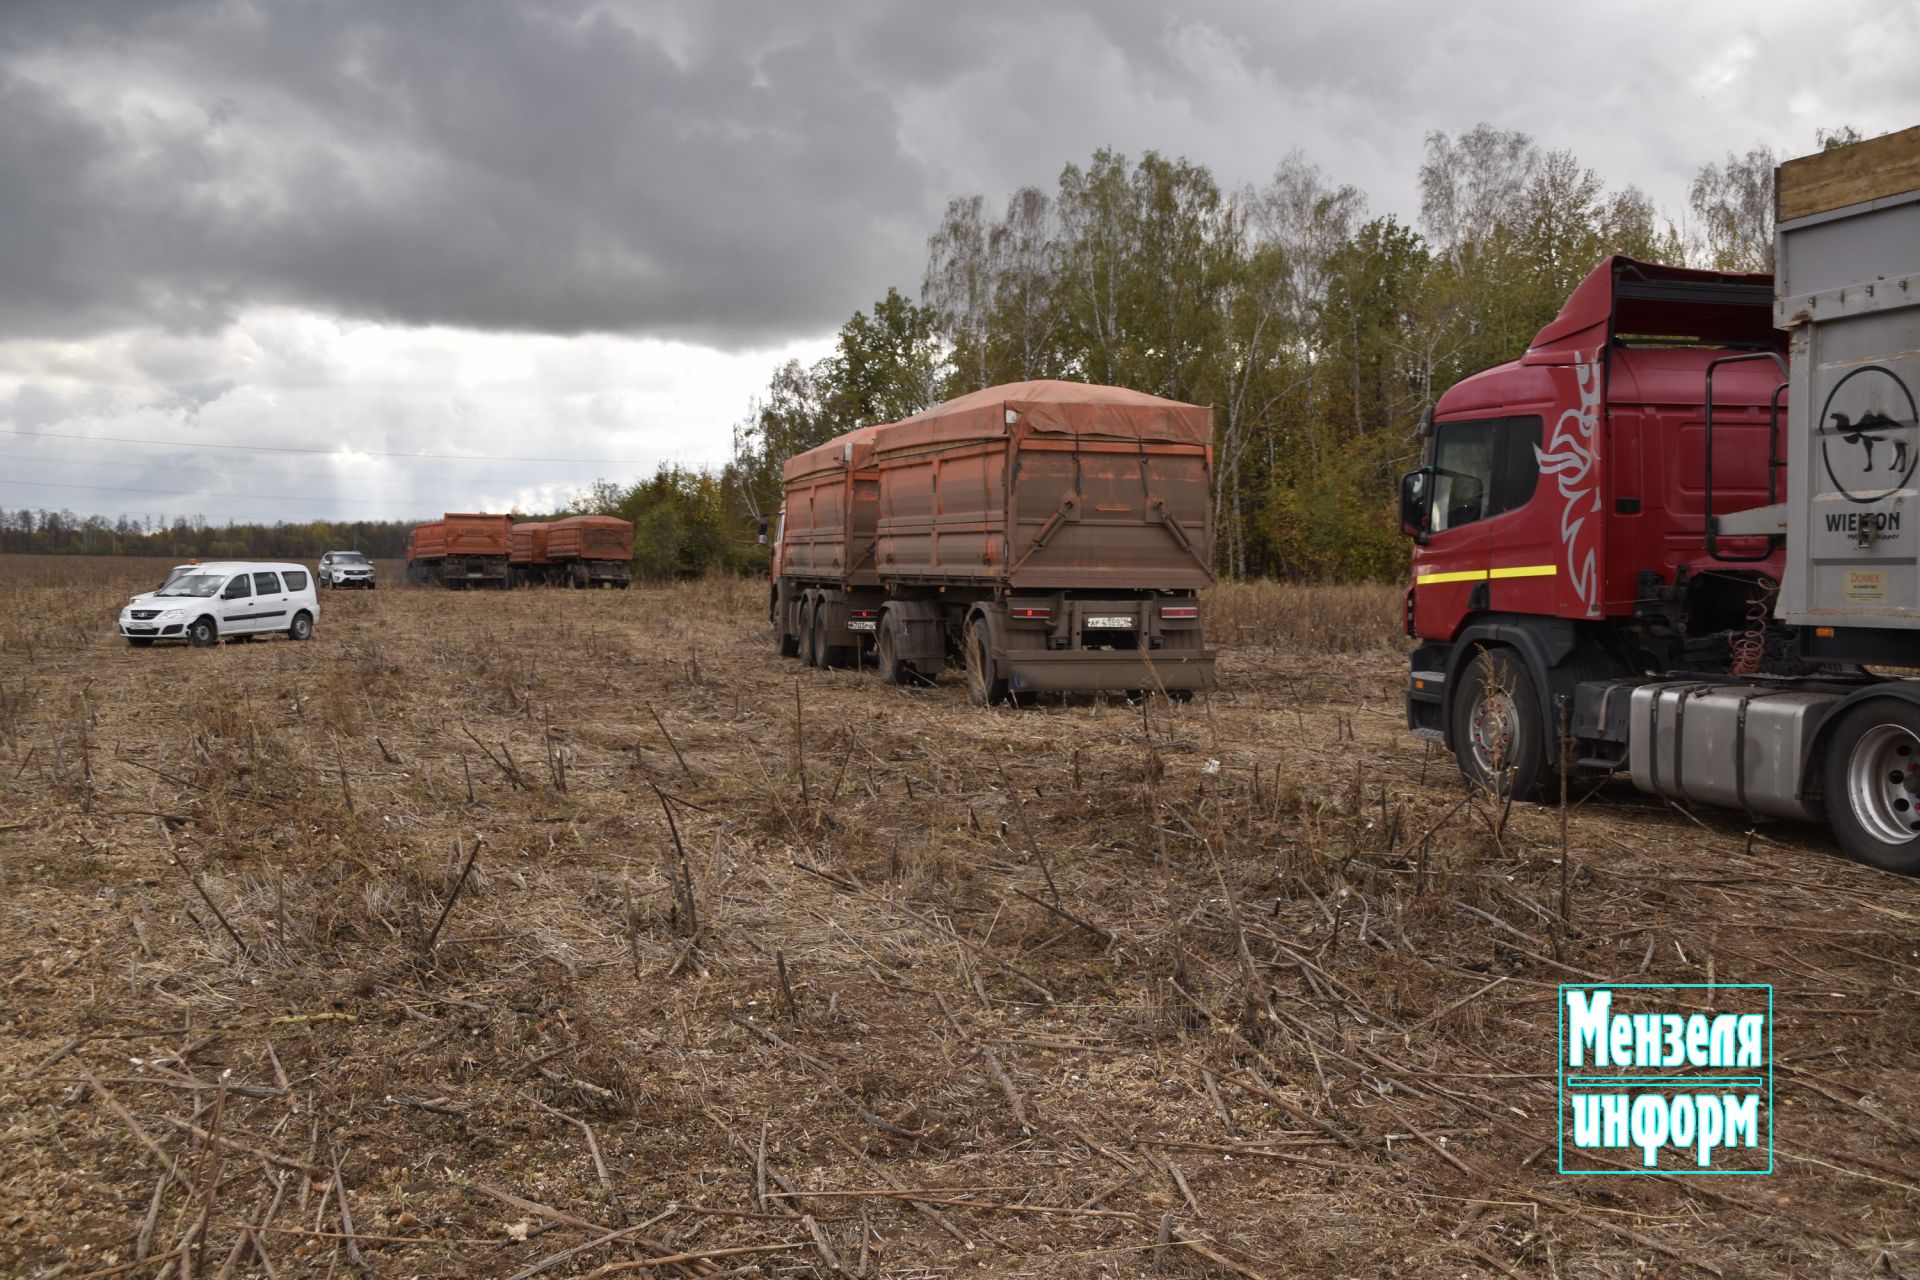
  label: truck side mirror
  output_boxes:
[1399,469,1431,539]
[757,518,769,545]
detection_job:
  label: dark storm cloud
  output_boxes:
[0,0,937,346]
[1,1,1913,351]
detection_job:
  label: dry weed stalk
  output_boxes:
[0,559,1907,1280]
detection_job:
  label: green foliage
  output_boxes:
[618,466,739,580]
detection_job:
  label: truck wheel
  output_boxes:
[799,597,820,668]
[1821,700,1920,873]
[773,592,800,658]
[188,617,217,647]
[964,617,1008,706]
[1450,647,1549,798]
[877,619,915,685]
[813,603,849,669]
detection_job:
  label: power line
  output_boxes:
[0,425,656,465]
[0,476,504,511]
[0,451,594,494]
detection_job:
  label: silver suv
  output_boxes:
[318,550,377,590]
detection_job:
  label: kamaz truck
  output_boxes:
[1399,126,1920,871]
[771,380,1216,702]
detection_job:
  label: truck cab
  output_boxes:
[1399,130,1920,879]
[1401,256,1789,796]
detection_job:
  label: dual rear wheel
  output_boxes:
[1448,646,1920,874]
[1824,701,1920,874]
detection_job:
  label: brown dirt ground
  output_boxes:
[1,554,1916,1280]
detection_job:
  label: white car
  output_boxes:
[118,561,320,648]
[317,550,377,589]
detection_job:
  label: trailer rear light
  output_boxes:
[849,608,878,619]
[1010,606,1052,620]
[1162,605,1199,619]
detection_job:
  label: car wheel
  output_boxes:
[188,617,217,647]
[289,611,314,641]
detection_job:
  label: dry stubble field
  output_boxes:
[1,554,1916,1280]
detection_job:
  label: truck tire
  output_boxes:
[1450,647,1550,799]
[800,597,821,668]
[1821,700,1920,874]
[964,616,1009,706]
[877,617,916,685]
[772,589,800,658]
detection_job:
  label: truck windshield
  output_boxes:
[155,575,224,598]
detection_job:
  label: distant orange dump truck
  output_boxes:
[406,513,511,589]
[547,515,634,588]
[770,380,1215,702]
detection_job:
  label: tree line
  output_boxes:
[0,509,418,560]
[725,123,1858,581]
[0,481,761,583]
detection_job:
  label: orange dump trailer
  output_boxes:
[406,513,512,588]
[547,515,634,588]
[509,521,551,588]
[770,381,1215,701]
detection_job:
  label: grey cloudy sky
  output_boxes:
[1,0,1913,524]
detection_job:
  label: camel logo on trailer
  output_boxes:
[1817,365,1918,506]
[1558,984,1772,1175]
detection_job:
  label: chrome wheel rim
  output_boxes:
[1466,688,1516,777]
[1846,723,1920,845]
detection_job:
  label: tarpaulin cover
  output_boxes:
[548,514,635,561]
[874,380,1212,454]
[783,425,880,484]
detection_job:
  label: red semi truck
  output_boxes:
[1401,127,1920,871]
[770,380,1216,702]
[406,513,512,588]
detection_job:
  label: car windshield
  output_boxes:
[334,553,370,565]
[154,574,224,598]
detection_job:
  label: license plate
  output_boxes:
[1086,615,1134,628]
[847,620,876,632]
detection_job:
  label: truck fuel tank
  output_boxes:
[1627,682,1838,821]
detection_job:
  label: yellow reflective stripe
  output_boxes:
[1415,564,1557,585]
